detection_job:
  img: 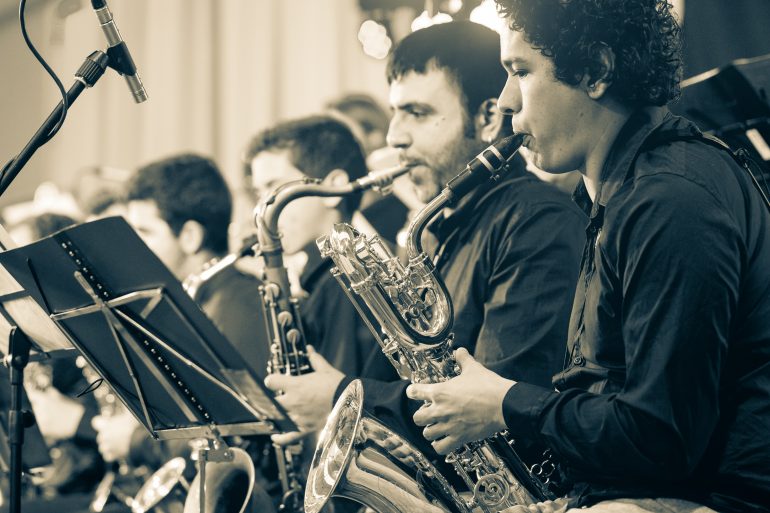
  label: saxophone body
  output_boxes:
[308,134,557,513]
[254,165,411,512]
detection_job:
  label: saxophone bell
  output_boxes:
[305,380,472,513]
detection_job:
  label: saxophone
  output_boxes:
[254,164,411,512]
[307,134,557,513]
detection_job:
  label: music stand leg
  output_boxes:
[5,327,33,513]
[198,445,207,513]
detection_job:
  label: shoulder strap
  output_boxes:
[639,126,770,211]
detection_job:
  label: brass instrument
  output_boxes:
[307,134,558,513]
[254,164,410,512]
[182,235,258,302]
[306,379,472,513]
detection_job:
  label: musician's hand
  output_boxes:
[407,347,514,455]
[93,409,140,462]
[264,346,344,433]
[26,386,85,443]
[499,497,570,513]
[271,430,311,446]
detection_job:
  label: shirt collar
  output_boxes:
[572,106,671,218]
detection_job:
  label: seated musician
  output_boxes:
[406,2,770,512]
[91,154,274,512]
[242,115,401,437]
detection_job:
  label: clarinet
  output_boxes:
[253,165,410,512]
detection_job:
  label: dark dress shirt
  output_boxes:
[196,264,271,379]
[334,156,586,461]
[503,107,770,512]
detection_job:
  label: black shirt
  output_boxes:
[337,157,586,458]
[196,264,271,379]
[503,107,770,512]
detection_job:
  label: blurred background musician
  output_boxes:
[91,153,273,512]
[244,114,400,399]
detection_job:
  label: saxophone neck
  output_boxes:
[405,189,453,261]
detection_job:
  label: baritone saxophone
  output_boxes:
[307,133,558,513]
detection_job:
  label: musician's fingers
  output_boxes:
[264,373,289,392]
[421,422,448,442]
[430,435,459,456]
[91,415,106,431]
[412,402,436,427]
[453,347,476,371]
[406,383,432,402]
[271,431,309,446]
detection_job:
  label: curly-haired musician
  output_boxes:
[265,20,586,470]
[407,2,770,512]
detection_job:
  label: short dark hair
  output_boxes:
[243,115,368,217]
[387,21,506,119]
[29,213,77,240]
[127,154,232,255]
[495,0,683,107]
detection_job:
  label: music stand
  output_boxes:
[672,53,770,166]
[0,216,293,512]
[0,226,72,513]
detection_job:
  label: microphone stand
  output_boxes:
[0,49,110,513]
[0,50,109,196]
[4,327,35,513]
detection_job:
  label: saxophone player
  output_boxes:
[267,20,585,468]
[408,2,770,512]
[244,116,401,442]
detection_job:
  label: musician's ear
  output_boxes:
[584,44,615,100]
[322,169,349,209]
[179,219,205,255]
[475,98,504,144]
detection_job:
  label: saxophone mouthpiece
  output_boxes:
[352,165,411,192]
[445,133,526,202]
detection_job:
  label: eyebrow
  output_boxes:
[392,101,433,112]
[502,57,530,68]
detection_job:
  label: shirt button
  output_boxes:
[573,355,585,366]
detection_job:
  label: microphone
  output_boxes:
[91,0,147,103]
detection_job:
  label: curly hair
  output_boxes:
[495,0,683,107]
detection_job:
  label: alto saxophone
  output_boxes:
[307,134,557,513]
[253,164,410,512]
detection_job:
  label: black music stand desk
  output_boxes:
[0,216,293,510]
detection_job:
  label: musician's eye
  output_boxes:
[511,69,528,78]
[407,108,427,119]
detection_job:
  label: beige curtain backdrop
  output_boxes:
[0,0,389,210]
